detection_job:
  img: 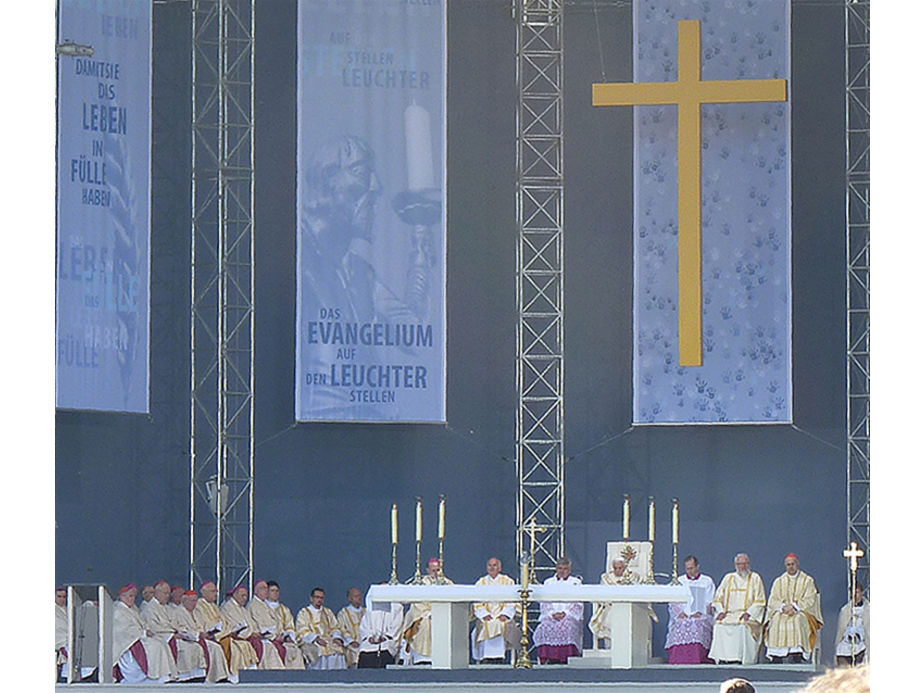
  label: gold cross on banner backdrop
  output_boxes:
[593,19,788,367]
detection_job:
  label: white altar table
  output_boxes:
[367,583,690,669]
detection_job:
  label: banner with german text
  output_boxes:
[56,0,151,413]
[296,0,447,422]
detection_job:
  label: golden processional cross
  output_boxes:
[593,19,788,367]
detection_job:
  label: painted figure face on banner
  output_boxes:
[306,135,380,259]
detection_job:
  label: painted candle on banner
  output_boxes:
[296,0,446,422]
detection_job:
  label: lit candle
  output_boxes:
[391,504,398,545]
[622,495,630,540]
[672,499,679,544]
[405,101,435,191]
[648,497,656,542]
[415,498,423,543]
[438,496,446,539]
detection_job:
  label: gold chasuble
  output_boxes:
[250,598,304,670]
[195,599,259,677]
[472,573,520,645]
[295,605,345,665]
[337,605,365,668]
[589,569,641,640]
[220,597,285,669]
[711,571,766,641]
[402,574,454,660]
[765,570,823,655]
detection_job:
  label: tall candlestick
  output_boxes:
[438,495,446,539]
[648,497,656,542]
[391,504,398,545]
[672,498,679,544]
[623,495,630,540]
[415,497,423,543]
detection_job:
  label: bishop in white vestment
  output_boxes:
[195,581,259,681]
[144,581,207,680]
[112,584,178,684]
[471,558,521,663]
[402,558,454,664]
[250,580,304,669]
[588,558,641,645]
[173,590,231,682]
[765,554,823,663]
[220,585,286,669]
[708,554,766,665]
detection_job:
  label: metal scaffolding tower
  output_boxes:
[189,0,255,594]
[845,0,870,590]
[515,0,566,580]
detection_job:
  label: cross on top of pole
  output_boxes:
[843,541,865,572]
[592,19,788,366]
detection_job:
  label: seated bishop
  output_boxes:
[402,558,454,665]
[172,590,230,683]
[665,555,716,664]
[112,584,179,684]
[195,581,259,683]
[144,580,208,681]
[337,587,366,668]
[296,587,347,669]
[708,553,766,665]
[588,557,640,646]
[764,553,823,664]
[471,557,521,664]
[249,580,304,669]
[220,585,286,669]
[532,557,584,664]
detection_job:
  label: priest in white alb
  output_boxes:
[533,557,584,664]
[296,587,347,669]
[358,594,405,668]
[471,557,521,664]
[588,557,640,646]
[708,553,766,665]
[764,553,823,664]
[401,557,454,665]
[665,555,715,664]
[337,587,366,668]
[112,584,179,684]
[835,581,868,666]
[195,581,259,681]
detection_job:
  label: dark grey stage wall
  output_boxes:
[56,1,848,662]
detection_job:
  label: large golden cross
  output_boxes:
[593,20,788,366]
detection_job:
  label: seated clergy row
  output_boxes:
[54,551,842,681]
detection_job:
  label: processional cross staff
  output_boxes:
[515,518,548,669]
[593,19,788,366]
[842,541,865,664]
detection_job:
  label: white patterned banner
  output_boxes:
[296,0,447,422]
[633,0,791,424]
[56,0,151,413]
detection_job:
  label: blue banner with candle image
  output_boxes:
[296,0,447,423]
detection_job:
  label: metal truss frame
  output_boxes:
[189,0,255,594]
[845,0,870,591]
[515,0,566,581]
